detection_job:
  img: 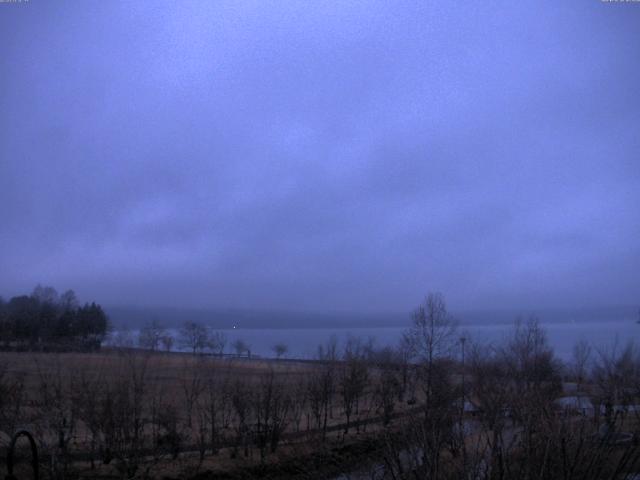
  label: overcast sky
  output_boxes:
[1,1,639,314]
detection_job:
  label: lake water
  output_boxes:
[134,320,639,361]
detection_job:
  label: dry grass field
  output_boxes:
[1,349,309,396]
[0,348,412,479]
[2,330,639,480]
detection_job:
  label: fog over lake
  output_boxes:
[125,309,639,361]
[198,322,638,361]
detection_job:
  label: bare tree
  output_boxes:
[208,330,227,356]
[500,318,562,478]
[572,338,592,392]
[201,365,233,455]
[317,334,339,362]
[232,338,250,357]
[179,320,210,355]
[75,364,107,470]
[272,342,288,359]
[384,293,461,478]
[138,319,166,351]
[33,355,78,479]
[146,373,178,463]
[308,337,339,441]
[160,334,174,352]
[592,340,639,433]
[396,336,414,402]
[59,289,78,311]
[32,284,59,304]
[469,342,513,479]
[95,352,150,477]
[155,403,182,460]
[230,378,252,458]
[405,292,457,405]
[250,367,291,462]
[502,317,562,400]
[0,360,26,443]
[405,292,457,359]
[288,375,308,433]
[180,357,206,429]
[374,360,401,427]
[340,337,369,433]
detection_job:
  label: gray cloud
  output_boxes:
[1,1,639,315]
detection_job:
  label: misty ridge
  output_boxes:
[105,304,639,331]
[1,283,638,358]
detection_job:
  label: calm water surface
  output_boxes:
[153,320,638,361]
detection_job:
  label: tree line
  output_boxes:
[0,292,638,479]
[0,285,109,351]
[116,319,279,358]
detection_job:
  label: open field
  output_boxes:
[0,348,420,479]
[1,349,310,396]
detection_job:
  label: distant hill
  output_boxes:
[454,305,638,326]
[105,305,409,330]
